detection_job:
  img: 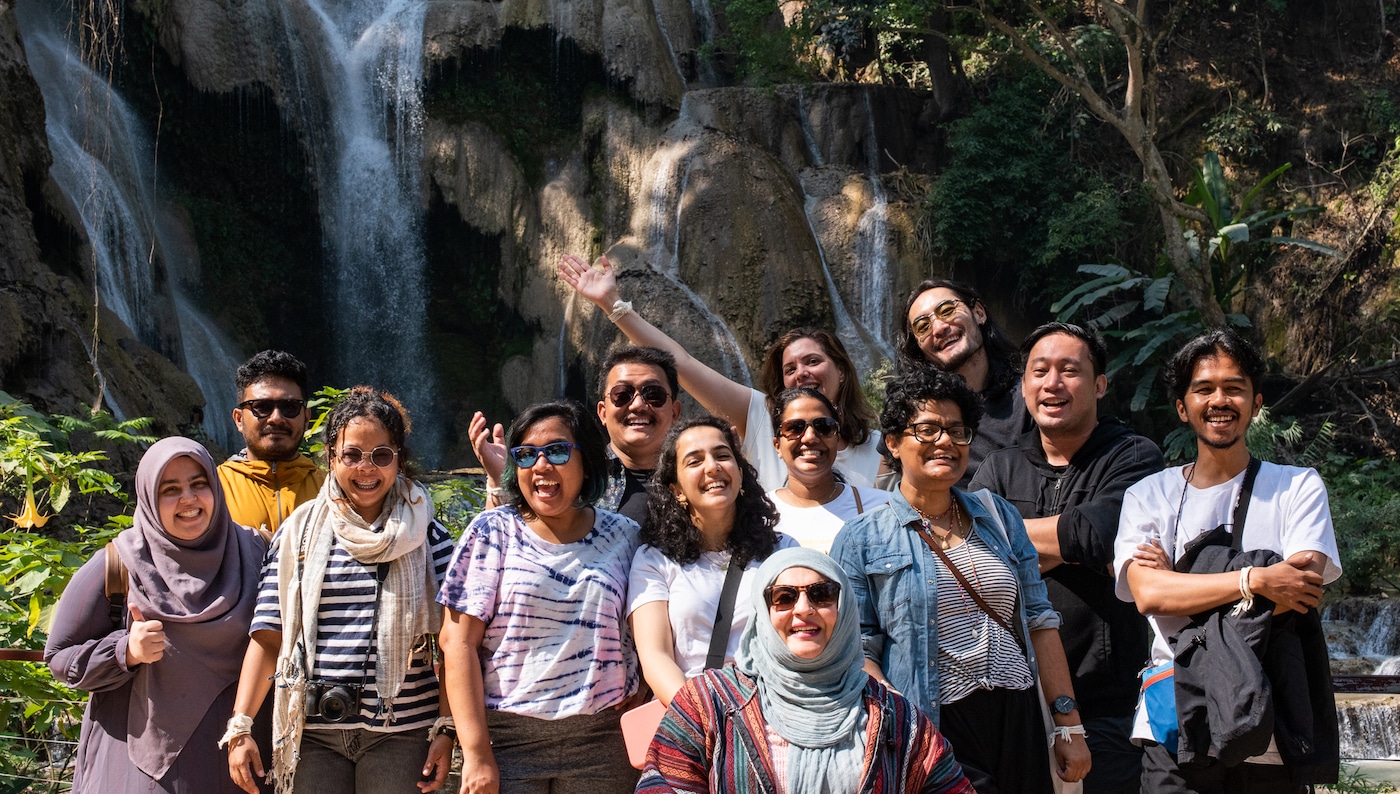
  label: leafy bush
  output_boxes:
[1320,456,1400,595]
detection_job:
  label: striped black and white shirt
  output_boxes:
[251,519,455,730]
[933,530,1035,705]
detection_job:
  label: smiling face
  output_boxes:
[233,376,308,462]
[768,566,838,659]
[772,396,838,483]
[1176,353,1263,451]
[515,416,586,520]
[331,416,399,523]
[1023,331,1106,438]
[888,399,969,493]
[670,425,741,526]
[908,287,986,375]
[157,455,217,541]
[597,362,681,468]
[780,337,843,403]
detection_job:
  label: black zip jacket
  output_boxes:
[970,418,1164,717]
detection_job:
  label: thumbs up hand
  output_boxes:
[126,605,167,666]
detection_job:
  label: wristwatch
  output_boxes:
[1052,695,1078,715]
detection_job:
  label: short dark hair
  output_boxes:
[645,415,781,569]
[1021,322,1108,377]
[500,401,609,513]
[324,386,412,468]
[1165,328,1265,403]
[769,387,839,436]
[879,368,982,475]
[758,328,878,447]
[596,346,681,400]
[895,279,1020,392]
[236,350,309,400]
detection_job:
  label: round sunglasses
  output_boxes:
[337,445,398,468]
[909,298,968,339]
[764,580,841,611]
[509,442,578,468]
[607,383,671,408]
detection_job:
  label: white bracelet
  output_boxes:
[607,299,633,323]
[1051,724,1087,743]
[486,485,504,499]
[218,713,255,749]
[427,715,457,743]
[1230,565,1256,616]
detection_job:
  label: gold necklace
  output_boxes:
[914,499,961,549]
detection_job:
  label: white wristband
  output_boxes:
[607,299,633,323]
[218,713,255,749]
[1051,724,1087,743]
[1230,565,1256,616]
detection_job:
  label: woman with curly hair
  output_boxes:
[628,415,798,707]
[558,252,883,491]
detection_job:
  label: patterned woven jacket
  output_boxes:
[638,666,975,794]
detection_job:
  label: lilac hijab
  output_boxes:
[112,437,264,780]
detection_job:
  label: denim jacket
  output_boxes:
[831,487,1061,722]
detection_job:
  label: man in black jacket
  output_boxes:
[971,322,1164,793]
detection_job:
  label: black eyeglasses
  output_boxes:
[778,417,840,440]
[510,442,577,468]
[337,445,398,468]
[238,398,306,419]
[909,299,967,339]
[765,581,842,611]
[607,384,671,408]
[904,422,974,446]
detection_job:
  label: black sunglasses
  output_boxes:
[510,442,577,469]
[337,445,398,468]
[778,417,840,440]
[607,383,671,408]
[238,398,305,419]
[765,580,841,611]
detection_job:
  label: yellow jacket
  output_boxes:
[217,453,326,533]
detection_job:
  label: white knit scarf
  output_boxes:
[270,474,440,793]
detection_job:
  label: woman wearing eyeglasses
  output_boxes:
[227,387,456,794]
[438,400,641,794]
[638,546,974,794]
[558,253,882,491]
[832,368,1091,794]
[629,415,796,708]
[767,388,892,554]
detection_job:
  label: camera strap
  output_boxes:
[362,562,391,708]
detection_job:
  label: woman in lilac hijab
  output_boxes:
[45,437,267,793]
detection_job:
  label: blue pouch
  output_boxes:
[1140,660,1178,751]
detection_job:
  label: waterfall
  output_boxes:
[798,188,881,375]
[272,0,439,460]
[853,90,895,359]
[1338,698,1400,760]
[18,1,242,452]
[796,87,825,167]
[1324,598,1400,659]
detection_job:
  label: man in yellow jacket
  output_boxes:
[217,350,325,533]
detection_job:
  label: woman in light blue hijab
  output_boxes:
[637,547,973,793]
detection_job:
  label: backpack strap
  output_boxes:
[103,541,128,627]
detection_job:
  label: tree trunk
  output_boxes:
[921,8,960,118]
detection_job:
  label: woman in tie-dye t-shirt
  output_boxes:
[437,400,642,794]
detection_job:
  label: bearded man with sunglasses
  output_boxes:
[470,346,681,529]
[217,350,325,534]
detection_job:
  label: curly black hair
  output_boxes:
[500,400,609,516]
[324,385,412,469]
[236,350,310,400]
[879,368,982,475]
[644,415,781,568]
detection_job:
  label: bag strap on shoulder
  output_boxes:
[1230,457,1262,550]
[705,558,747,670]
[103,541,127,627]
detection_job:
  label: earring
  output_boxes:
[739,487,746,497]
[677,496,689,507]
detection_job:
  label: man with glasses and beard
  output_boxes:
[470,346,682,529]
[217,350,325,534]
[1113,329,1340,792]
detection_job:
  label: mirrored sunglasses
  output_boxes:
[778,416,841,440]
[607,383,671,408]
[909,299,967,339]
[337,445,398,468]
[765,580,842,611]
[238,398,306,419]
[510,442,577,468]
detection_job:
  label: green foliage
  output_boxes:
[712,0,810,84]
[860,358,895,418]
[1320,456,1400,595]
[1322,764,1397,793]
[1244,407,1336,467]
[302,386,348,461]
[1204,103,1293,161]
[428,477,486,539]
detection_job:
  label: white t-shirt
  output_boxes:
[768,485,893,554]
[1113,462,1342,748]
[741,388,885,492]
[627,533,800,678]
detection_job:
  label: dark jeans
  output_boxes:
[1082,714,1143,794]
[296,727,431,794]
[486,708,638,794]
[1142,740,1309,794]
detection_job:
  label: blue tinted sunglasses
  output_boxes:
[509,442,577,468]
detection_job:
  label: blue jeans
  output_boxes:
[296,727,431,794]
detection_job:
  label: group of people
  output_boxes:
[41,254,1342,794]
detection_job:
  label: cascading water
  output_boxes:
[271,0,439,459]
[853,90,896,360]
[17,0,242,452]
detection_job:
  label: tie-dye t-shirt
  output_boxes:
[437,506,641,718]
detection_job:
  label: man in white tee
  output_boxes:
[1112,329,1341,792]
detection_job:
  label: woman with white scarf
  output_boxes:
[637,547,975,794]
[226,387,456,794]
